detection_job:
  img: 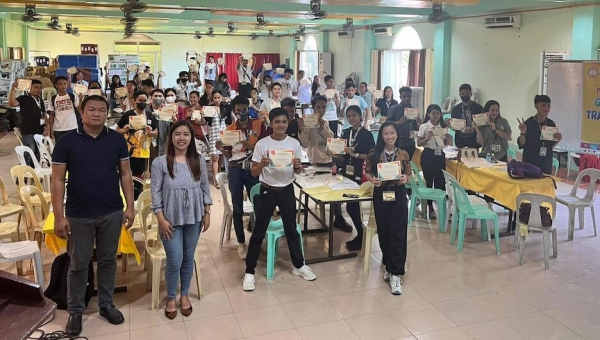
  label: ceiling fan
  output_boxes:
[296,25,307,37]
[268,30,276,39]
[251,33,258,41]
[305,0,328,20]
[194,31,202,39]
[121,0,148,14]
[342,18,354,31]
[206,27,215,37]
[255,13,269,29]
[65,24,80,36]
[226,22,237,35]
[46,16,61,30]
[428,4,450,24]
[120,12,139,25]
[21,4,42,23]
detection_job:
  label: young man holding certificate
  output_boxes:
[216,96,270,259]
[243,108,316,291]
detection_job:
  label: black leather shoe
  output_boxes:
[334,218,353,232]
[99,305,125,325]
[345,237,362,251]
[66,314,82,336]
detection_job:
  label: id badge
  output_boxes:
[346,165,355,176]
[40,118,45,125]
[539,147,547,157]
[383,191,396,202]
[492,144,501,152]
[435,149,442,156]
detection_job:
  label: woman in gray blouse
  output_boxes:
[151,120,212,319]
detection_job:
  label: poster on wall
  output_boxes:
[108,54,140,81]
[581,62,600,150]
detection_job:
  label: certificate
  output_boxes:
[219,130,241,146]
[192,110,202,121]
[377,161,401,181]
[157,110,174,121]
[138,72,149,80]
[473,113,490,126]
[73,84,88,95]
[158,71,166,77]
[115,87,128,98]
[540,126,558,141]
[347,98,359,106]
[163,104,178,116]
[373,90,383,99]
[367,84,377,92]
[88,89,103,96]
[127,64,138,72]
[217,58,225,65]
[325,89,336,99]
[129,115,146,130]
[404,108,419,120]
[449,118,466,131]
[303,114,320,128]
[276,68,285,75]
[431,127,448,137]
[269,149,294,168]
[67,67,78,75]
[17,79,31,91]
[202,106,218,117]
[242,53,253,60]
[327,138,346,154]
[263,63,272,70]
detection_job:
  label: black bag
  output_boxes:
[518,202,553,228]
[507,159,557,189]
[44,253,95,310]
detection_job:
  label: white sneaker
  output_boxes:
[292,265,317,281]
[383,271,390,282]
[238,243,248,260]
[390,275,403,295]
[242,273,255,291]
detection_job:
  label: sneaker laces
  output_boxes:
[390,276,402,288]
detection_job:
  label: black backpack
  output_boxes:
[44,253,95,310]
[51,93,82,126]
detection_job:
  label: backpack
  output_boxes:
[519,202,553,228]
[507,159,557,189]
[44,253,95,310]
[51,93,82,125]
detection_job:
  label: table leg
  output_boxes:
[305,203,357,264]
[567,151,572,178]
[495,210,516,238]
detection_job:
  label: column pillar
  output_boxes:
[0,18,6,60]
[433,21,451,105]
[318,31,329,52]
[363,28,376,84]
[22,24,28,57]
[572,5,600,60]
[289,38,298,71]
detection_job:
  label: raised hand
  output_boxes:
[517,118,527,134]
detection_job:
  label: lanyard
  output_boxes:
[385,100,392,109]
[384,148,397,162]
[241,66,250,81]
[349,127,361,146]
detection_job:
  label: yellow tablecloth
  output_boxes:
[412,148,556,211]
[42,213,141,265]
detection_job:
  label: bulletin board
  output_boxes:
[107,54,140,81]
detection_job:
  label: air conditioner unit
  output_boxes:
[374,27,393,37]
[337,31,353,39]
[484,15,522,29]
[294,35,304,42]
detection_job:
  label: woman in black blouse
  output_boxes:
[371,86,398,118]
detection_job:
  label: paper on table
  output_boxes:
[540,126,558,141]
[404,108,419,120]
[220,130,241,146]
[88,89,103,96]
[276,68,285,75]
[450,118,466,131]
[192,110,202,121]
[328,180,360,191]
[269,149,294,168]
[202,106,218,117]
[263,63,272,70]
[17,79,31,91]
[473,113,490,126]
[327,138,346,154]
[325,89,336,99]
[378,161,401,181]
[129,116,146,130]
[217,58,225,65]
[115,87,128,98]
[73,84,88,95]
[303,114,320,128]
[373,90,383,99]
[347,98,359,106]
[367,84,377,92]
[431,127,448,137]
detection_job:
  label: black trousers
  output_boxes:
[245,184,305,274]
[421,148,446,208]
[238,83,252,98]
[374,185,408,276]
[328,120,339,138]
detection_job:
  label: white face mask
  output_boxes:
[165,96,176,103]
[265,81,272,86]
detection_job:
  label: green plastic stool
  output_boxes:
[408,161,447,232]
[552,157,559,176]
[249,183,305,280]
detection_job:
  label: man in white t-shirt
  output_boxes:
[174,71,201,102]
[237,56,256,98]
[204,56,218,82]
[279,68,298,99]
[318,75,341,137]
[296,70,312,106]
[242,107,316,291]
[48,76,80,141]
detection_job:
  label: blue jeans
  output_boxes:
[21,134,39,168]
[160,222,201,299]
[228,166,258,243]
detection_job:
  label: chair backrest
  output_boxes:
[33,135,52,168]
[14,128,23,146]
[11,165,44,194]
[569,168,600,202]
[137,189,152,214]
[410,161,426,187]
[0,176,11,207]
[15,146,43,170]
[448,177,477,215]
[140,202,160,246]
[20,185,50,236]
[507,149,517,161]
[215,172,233,213]
[249,183,261,214]
[441,170,457,204]
[516,193,557,229]
[42,136,55,154]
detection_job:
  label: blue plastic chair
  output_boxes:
[408,161,447,232]
[507,149,517,161]
[552,157,560,176]
[249,183,304,280]
[448,177,500,253]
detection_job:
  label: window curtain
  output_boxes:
[371,50,381,88]
[381,50,403,95]
[223,53,242,91]
[407,49,426,87]
[253,54,280,77]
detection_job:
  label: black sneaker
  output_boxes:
[99,305,125,325]
[334,217,353,232]
[345,237,362,251]
[65,314,82,336]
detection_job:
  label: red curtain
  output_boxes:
[223,53,242,90]
[253,53,280,76]
[407,49,426,87]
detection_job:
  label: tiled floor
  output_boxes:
[2,133,600,340]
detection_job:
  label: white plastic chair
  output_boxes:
[11,165,52,210]
[516,193,558,269]
[215,172,254,248]
[0,240,44,287]
[556,168,600,240]
[41,135,55,155]
[33,135,52,168]
[442,170,489,234]
[14,128,23,146]
[14,146,52,192]
[361,201,377,273]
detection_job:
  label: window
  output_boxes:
[381,26,422,94]
[299,35,318,78]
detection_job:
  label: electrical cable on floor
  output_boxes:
[27,313,88,340]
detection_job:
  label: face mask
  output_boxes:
[153,98,163,106]
[238,109,249,121]
[265,81,272,86]
[461,95,471,103]
[136,102,147,110]
[181,78,188,83]
[165,96,176,103]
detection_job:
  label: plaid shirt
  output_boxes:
[208,115,227,155]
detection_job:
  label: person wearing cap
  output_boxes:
[174,71,201,102]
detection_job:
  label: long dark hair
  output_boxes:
[371,121,401,173]
[423,104,446,128]
[383,86,394,100]
[483,100,501,118]
[166,120,201,181]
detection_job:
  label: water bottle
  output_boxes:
[490,154,496,163]
[331,163,337,175]
[485,153,491,163]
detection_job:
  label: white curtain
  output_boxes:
[381,50,403,95]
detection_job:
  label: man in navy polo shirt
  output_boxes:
[51,95,135,336]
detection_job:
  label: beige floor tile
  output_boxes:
[184,313,244,340]
[401,263,446,285]
[270,279,325,304]
[75,312,131,338]
[245,329,303,340]
[129,323,188,340]
[346,311,411,340]
[350,269,390,289]
[483,268,539,290]
[423,259,479,278]
[545,303,600,335]
[461,319,527,340]
[582,330,600,340]
[410,279,468,303]
[414,327,472,340]
[314,272,366,296]
[369,284,429,311]
[503,311,577,340]
[510,285,576,310]
[544,280,600,302]
[445,274,506,297]
[235,305,295,337]
[391,304,456,335]
[225,284,281,312]
[327,290,386,318]
[308,261,350,277]
[434,297,498,326]
[185,291,234,320]
[296,320,359,340]
[473,291,538,318]
[128,305,183,330]
[88,331,130,340]
[282,298,342,328]
[339,254,382,272]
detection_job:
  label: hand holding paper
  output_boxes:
[540,126,559,141]
[327,138,346,154]
[269,149,294,168]
[377,161,401,181]
[219,130,241,146]
[473,113,490,126]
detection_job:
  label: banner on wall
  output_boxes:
[581,62,600,150]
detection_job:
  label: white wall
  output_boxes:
[6,21,24,47]
[376,22,436,50]
[27,29,281,86]
[328,28,366,84]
